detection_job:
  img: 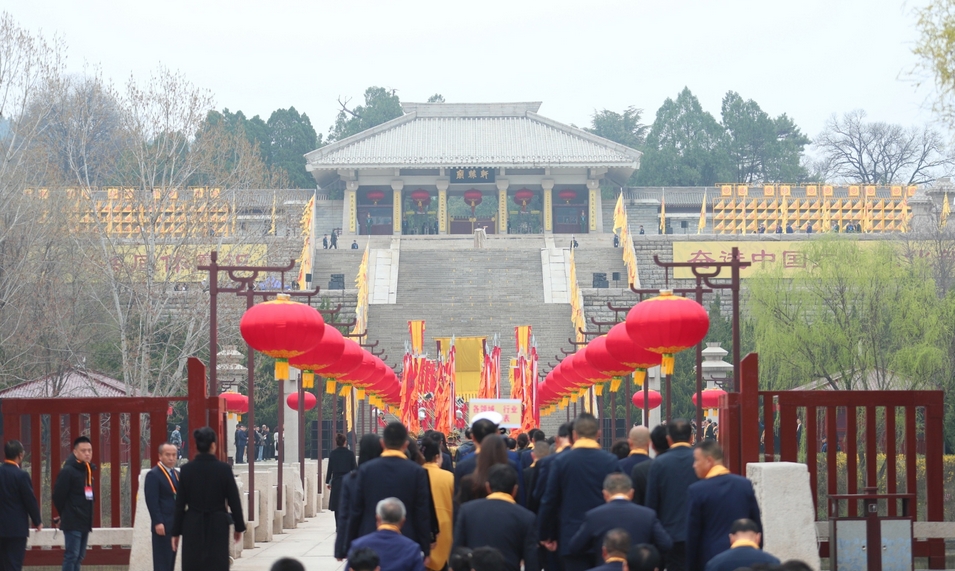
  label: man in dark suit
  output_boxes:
[234,425,247,464]
[702,519,778,571]
[144,443,179,571]
[585,528,630,571]
[453,465,538,571]
[685,441,762,571]
[0,440,42,571]
[539,413,620,571]
[520,430,544,469]
[566,473,671,567]
[347,422,432,563]
[53,436,96,571]
[618,426,651,477]
[645,420,697,571]
[348,498,425,571]
[631,426,668,507]
[530,422,573,509]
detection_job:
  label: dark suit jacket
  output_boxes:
[530,449,562,506]
[618,452,650,478]
[144,465,178,530]
[685,474,762,571]
[0,462,41,537]
[703,546,779,571]
[349,529,425,571]
[453,497,538,571]
[520,448,534,469]
[586,561,624,571]
[630,458,653,506]
[644,445,697,542]
[566,499,672,565]
[348,453,432,556]
[538,445,620,555]
[453,454,522,506]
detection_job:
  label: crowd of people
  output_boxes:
[0,413,817,571]
[327,412,813,571]
[233,423,278,463]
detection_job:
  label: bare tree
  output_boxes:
[813,110,953,185]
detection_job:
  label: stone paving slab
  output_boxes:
[232,510,345,571]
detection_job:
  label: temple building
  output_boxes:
[304,102,642,236]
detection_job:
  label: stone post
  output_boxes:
[436,178,449,234]
[542,179,555,232]
[497,178,510,235]
[391,179,404,235]
[282,378,300,464]
[344,180,359,235]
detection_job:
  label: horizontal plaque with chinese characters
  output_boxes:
[467,398,522,428]
[450,168,495,183]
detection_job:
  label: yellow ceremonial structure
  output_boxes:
[711,185,917,234]
[26,187,237,237]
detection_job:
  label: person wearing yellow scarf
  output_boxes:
[702,518,781,571]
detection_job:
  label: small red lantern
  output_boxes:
[240,294,325,380]
[366,190,385,205]
[606,323,662,386]
[410,189,431,212]
[626,291,709,375]
[220,392,249,420]
[287,391,318,411]
[632,389,663,410]
[558,189,577,203]
[692,388,727,409]
[514,189,534,212]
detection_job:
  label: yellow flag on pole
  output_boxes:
[612,192,625,236]
[698,190,707,234]
[941,193,951,229]
[659,193,666,234]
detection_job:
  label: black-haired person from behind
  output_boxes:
[348,548,380,571]
[53,436,95,571]
[336,434,383,560]
[469,547,506,571]
[0,440,42,571]
[701,519,778,571]
[171,427,245,571]
[327,433,357,515]
[626,543,661,571]
[346,423,433,564]
[454,464,538,571]
[644,419,697,571]
[271,558,306,571]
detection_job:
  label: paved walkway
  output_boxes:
[233,510,346,571]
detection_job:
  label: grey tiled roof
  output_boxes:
[0,368,143,398]
[305,102,641,170]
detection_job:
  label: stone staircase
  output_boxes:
[571,233,630,289]
[366,237,574,409]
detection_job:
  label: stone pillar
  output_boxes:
[747,463,821,569]
[542,179,555,232]
[282,378,300,464]
[497,178,510,235]
[648,366,662,430]
[391,179,404,235]
[437,178,449,234]
[587,179,602,233]
[225,416,237,461]
[344,180,359,235]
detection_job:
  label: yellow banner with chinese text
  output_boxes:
[672,242,812,279]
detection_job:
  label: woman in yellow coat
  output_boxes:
[421,435,454,571]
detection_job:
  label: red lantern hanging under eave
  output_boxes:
[632,389,662,410]
[692,387,727,409]
[410,189,431,212]
[240,293,325,381]
[287,391,317,411]
[514,189,534,212]
[625,291,709,376]
[558,189,577,203]
[366,190,385,204]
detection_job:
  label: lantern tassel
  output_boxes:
[662,354,675,375]
[302,371,314,389]
[340,385,351,397]
[633,369,646,387]
[325,380,337,394]
[610,377,622,392]
[275,358,289,381]
[356,389,366,400]
[594,384,604,396]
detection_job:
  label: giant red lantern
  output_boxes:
[289,323,346,388]
[318,338,364,380]
[605,323,662,386]
[632,389,663,410]
[584,336,631,377]
[625,291,709,375]
[568,348,608,385]
[287,391,318,411]
[240,294,325,380]
[366,190,385,204]
[464,189,483,217]
[514,189,534,212]
[220,392,248,420]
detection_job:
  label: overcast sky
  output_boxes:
[7,0,941,143]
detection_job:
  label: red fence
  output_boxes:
[719,353,947,568]
[0,358,224,566]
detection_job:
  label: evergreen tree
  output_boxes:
[267,106,319,188]
[328,86,403,142]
